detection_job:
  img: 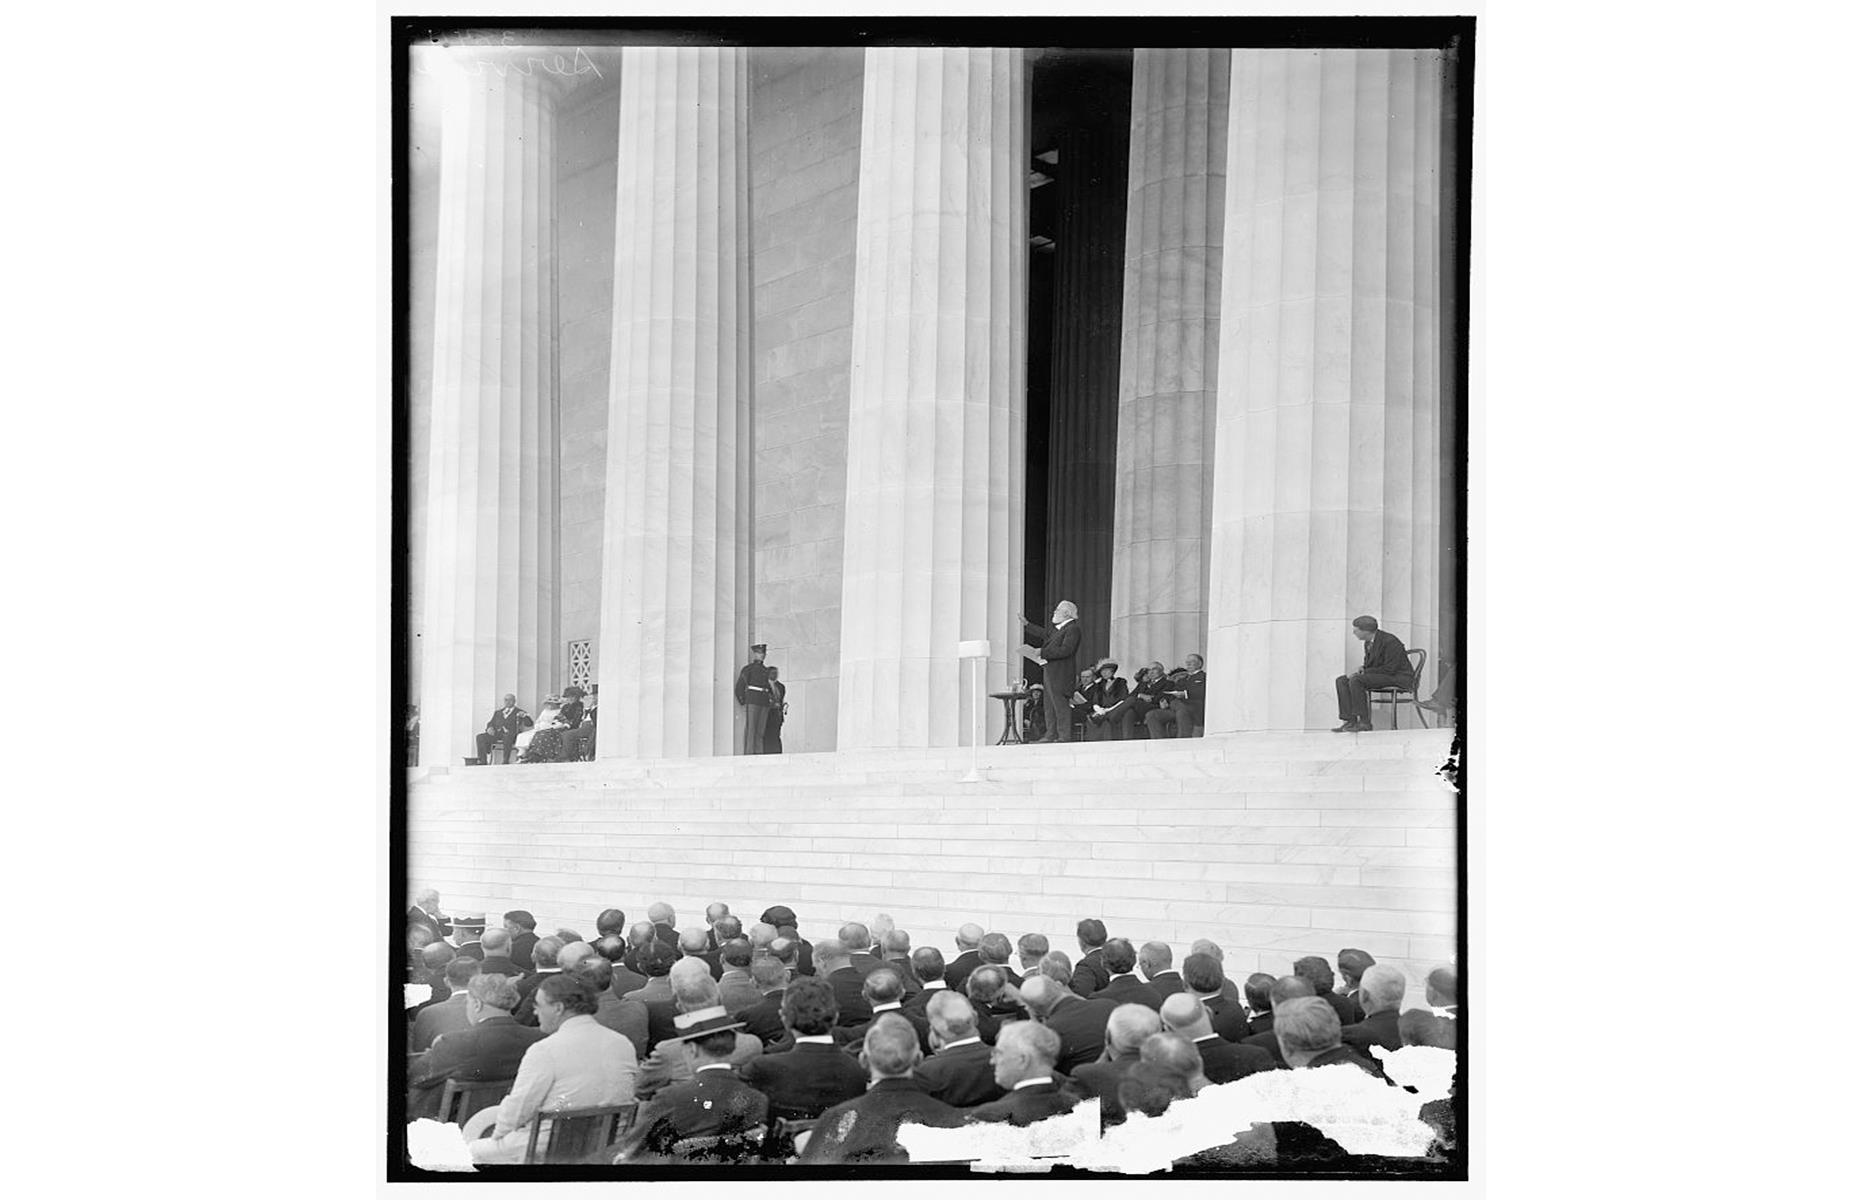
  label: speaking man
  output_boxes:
[1020,602,1083,743]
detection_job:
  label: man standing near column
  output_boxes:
[1019,602,1083,743]
[764,667,787,755]
[1334,616,1415,733]
[733,643,772,755]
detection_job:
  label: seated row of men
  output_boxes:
[1021,655,1208,742]
[406,900,1458,1165]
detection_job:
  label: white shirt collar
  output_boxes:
[922,980,947,990]
[1193,1033,1220,1044]
[695,1062,735,1073]
[939,1036,982,1051]
[872,1002,902,1013]
[1013,1076,1055,1091]
[795,1034,836,1045]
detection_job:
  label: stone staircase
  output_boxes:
[407,728,1459,998]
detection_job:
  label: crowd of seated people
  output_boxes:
[1018,654,1208,743]
[406,893,1459,1168]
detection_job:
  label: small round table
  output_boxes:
[989,690,1030,745]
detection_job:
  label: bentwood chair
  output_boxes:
[1367,648,1429,729]
[524,1104,638,1164]
[437,1076,517,1124]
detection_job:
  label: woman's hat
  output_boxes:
[1095,657,1119,674]
[563,685,586,698]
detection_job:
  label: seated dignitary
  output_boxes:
[963,1020,1081,1126]
[613,1009,771,1164]
[738,976,868,1119]
[1336,947,1376,1022]
[413,958,481,1051]
[1181,952,1249,1043]
[1294,956,1358,1029]
[1340,964,1407,1057]
[575,957,648,1057]
[1153,654,1209,739]
[1021,683,1048,742]
[408,973,546,1120]
[634,961,764,1099]
[476,694,532,763]
[1160,992,1277,1085]
[1071,919,1112,996]
[1139,942,1184,1000]
[716,939,761,1014]
[1427,965,1460,1020]
[944,924,985,994]
[1096,662,1168,740]
[1068,1003,1161,1126]
[1333,614,1415,733]
[467,974,640,1164]
[813,938,874,1027]
[1067,668,1097,740]
[835,968,933,1057]
[739,956,792,1048]
[556,685,594,760]
[1018,975,1114,1073]
[800,1015,965,1164]
[913,993,1005,1108]
[511,936,565,1025]
[901,946,949,1015]
[474,929,524,979]
[1082,659,1131,741]
[408,889,452,941]
[1242,975,1317,1066]
[1274,996,1377,1075]
[1094,939,1162,1010]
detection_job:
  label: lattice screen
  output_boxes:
[568,639,592,691]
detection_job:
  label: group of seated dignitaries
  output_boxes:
[406,894,1459,1166]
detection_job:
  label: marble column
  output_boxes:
[837,47,1027,749]
[418,51,561,767]
[1205,49,1445,733]
[595,47,752,758]
[1043,119,1129,672]
[1107,49,1229,671]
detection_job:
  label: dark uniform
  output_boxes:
[734,646,773,754]
[765,676,787,754]
[1023,617,1082,742]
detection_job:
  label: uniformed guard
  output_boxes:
[734,643,773,754]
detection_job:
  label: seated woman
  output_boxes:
[1084,659,1131,741]
[1022,683,1048,743]
[514,695,569,762]
[1096,661,1167,740]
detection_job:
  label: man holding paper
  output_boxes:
[1019,601,1083,743]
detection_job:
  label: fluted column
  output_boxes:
[1108,49,1229,670]
[418,52,560,767]
[1043,119,1129,671]
[1205,49,1445,732]
[837,47,1027,749]
[595,47,752,758]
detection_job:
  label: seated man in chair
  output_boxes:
[476,694,533,764]
[1333,616,1415,733]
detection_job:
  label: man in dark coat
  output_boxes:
[1242,975,1317,1066]
[813,939,873,1028]
[734,643,774,754]
[1020,601,1083,742]
[902,947,950,1015]
[962,1020,1081,1126]
[1070,919,1112,997]
[474,929,525,979]
[475,694,533,763]
[740,977,868,1118]
[764,667,788,754]
[1161,994,1276,1085]
[1147,654,1208,738]
[914,993,1005,1108]
[1093,940,1162,1011]
[1340,964,1407,1059]
[1294,956,1358,1031]
[801,1016,964,1163]
[1068,1003,1160,1125]
[1021,977,1114,1074]
[408,973,547,1119]
[739,958,791,1047]
[944,925,985,995]
[1182,953,1250,1043]
[615,1012,770,1163]
[1334,615,1416,732]
[448,915,486,962]
[760,906,814,977]
[835,969,933,1058]
[502,911,539,972]
[1275,997,1379,1075]
[1140,943,1185,1001]
[408,890,451,941]
[1337,948,1376,1024]
[1243,972,1279,1036]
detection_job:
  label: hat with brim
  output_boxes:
[453,913,486,929]
[660,1006,746,1044]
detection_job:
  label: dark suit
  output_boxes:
[1306,1045,1380,1075]
[944,950,982,996]
[1246,1010,1274,1038]
[1148,971,1185,1002]
[407,906,451,940]
[509,931,538,972]
[883,956,923,996]
[1317,990,1357,1031]
[965,1080,1080,1126]
[593,992,650,1056]
[608,965,648,998]
[476,705,532,761]
[740,1040,869,1119]
[476,955,524,979]
[735,660,774,754]
[1336,629,1415,726]
[1147,668,1208,737]
[1024,619,1083,741]
[837,1005,933,1058]
[902,982,949,1016]
[1070,948,1111,997]
[620,1067,770,1161]
[1201,994,1252,1044]
[1195,1034,1277,1085]
[740,989,788,1047]
[1094,974,1163,1012]
[848,952,884,978]
[1243,1028,1288,1068]
[1043,994,1116,1073]
[827,967,874,1027]
[695,949,724,981]
[512,969,563,1026]
[800,1077,964,1163]
[407,1014,546,1120]
[912,1038,1005,1108]
[1341,1009,1402,1058]
[1068,1057,1139,1124]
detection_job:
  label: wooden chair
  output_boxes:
[524,1104,638,1164]
[437,1076,517,1124]
[1367,648,1429,729]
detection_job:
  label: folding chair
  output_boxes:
[1367,648,1429,729]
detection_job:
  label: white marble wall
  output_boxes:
[1205,50,1445,733]
[837,48,1028,749]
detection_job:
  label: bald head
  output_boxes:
[420,942,455,971]
[862,1014,921,1078]
[668,956,712,988]
[979,933,1012,965]
[1359,964,1407,1016]
[812,937,850,972]
[1018,974,1062,1017]
[1106,1003,1164,1057]
[480,928,511,955]
[1138,941,1172,978]
[627,921,655,948]
[647,902,674,926]
[670,964,721,1012]
[1275,996,1343,1066]
[748,922,778,950]
[838,922,871,953]
[881,929,911,957]
[1160,992,1212,1040]
[678,926,709,955]
[863,968,905,1006]
[1139,1031,1204,1087]
[556,941,595,972]
[955,923,984,950]
[531,936,564,969]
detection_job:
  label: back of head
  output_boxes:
[781,975,838,1036]
[1102,938,1137,975]
[748,922,778,950]
[627,921,655,948]
[1118,1061,1194,1118]
[769,937,799,967]
[1016,974,1058,1016]
[864,968,905,1006]
[813,937,849,971]
[1270,974,1316,1008]
[572,955,613,992]
[715,914,743,941]
[596,908,627,937]
[670,965,722,1012]
[532,936,565,969]
[1274,996,1342,1059]
[687,1027,737,1060]
[408,925,435,952]
[467,972,521,1012]
[1242,972,1276,1012]
[1336,947,1375,985]
[556,941,595,972]
[678,926,709,955]
[1106,1003,1163,1054]
[1399,1008,1456,1049]
[706,901,730,925]
[537,972,599,1016]
[863,1013,921,1077]
[911,945,946,985]
[638,940,679,978]
[1077,918,1108,949]
[594,935,627,963]
[1360,964,1407,1014]
[979,932,1012,965]
[647,902,674,926]
[445,957,483,988]
[1138,941,1172,977]
[999,1019,1061,1070]
[1037,951,1073,987]
[1018,932,1050,962]
[839,922,871,952]
[750,956,787,991]
[421,942,457,971]
[927,991,977,1039]
[721,939,753,970]
[1138,1031,1202,1080]
[504,909,537,933]
[1182,952,1225,996]
[1190,938,1224,962]
[1293,956,1335,994]
[956,922,985,949]
[480,928,511,955]
[882,929,912,956]
[1427,966,1459,1006]
[555,928,584,945]
[1158,992,1207,1037]
[967,965,1008,1008]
